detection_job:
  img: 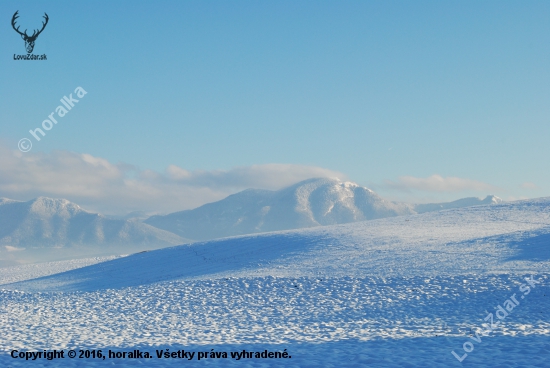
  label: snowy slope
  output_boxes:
[9,197,550,291]
[0,256,122,284]
[1,198,548,368]
[145,177,501,241]
[0,197,188,264]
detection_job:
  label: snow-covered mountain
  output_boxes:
[144,178,413,240]
[0,178,502,263]
[0,197,187,263]
[144,177,501,241]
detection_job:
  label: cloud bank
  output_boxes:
[384,174,499,193]
[521,182,539,190]
[0,143,344,215]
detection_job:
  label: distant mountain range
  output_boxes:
[413,195,502,213]
[0,178,501,264]
[145,178,502,241]
[0,197,187,264]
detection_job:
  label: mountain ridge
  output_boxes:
[0,197,188,264]
[0,178,503,264]
[145,177,502,241]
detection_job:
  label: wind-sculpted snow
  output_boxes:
[0,275,548,367]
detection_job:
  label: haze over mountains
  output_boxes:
[0,178,501,264]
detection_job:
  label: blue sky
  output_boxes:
[1,1,549,214]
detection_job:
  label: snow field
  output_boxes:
[1,275,549,367]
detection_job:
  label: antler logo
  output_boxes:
[11,11,49,54]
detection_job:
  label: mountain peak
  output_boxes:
[0,198,21,206]
[145,177,412,240]
[483,195,503,204]
[0,196,188,263]
[27,196,86,217]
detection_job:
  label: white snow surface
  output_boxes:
[0,198,549,367]
[0,255,123,285]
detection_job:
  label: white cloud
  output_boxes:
[164,164,342,190]
[0,143,344,215]
[384,174,498,193]
[521,182,538,190]
[5,246,25,252]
